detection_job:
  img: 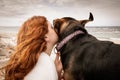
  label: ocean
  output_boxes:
[0,26,120,40]
[86,27,120,39]
[0,26,19,33]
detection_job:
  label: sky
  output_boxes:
[0,0,120,27]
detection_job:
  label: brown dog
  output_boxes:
[53,13,120,80]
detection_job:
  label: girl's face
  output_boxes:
[46,21,58,45]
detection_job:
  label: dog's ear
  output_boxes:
[79,12,94,27]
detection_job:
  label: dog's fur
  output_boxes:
[53,13,120,80]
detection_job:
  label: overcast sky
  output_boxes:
[0,0,120,26]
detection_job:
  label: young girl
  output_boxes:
[4,16,62,80]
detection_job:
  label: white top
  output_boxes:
[24,52,58,80]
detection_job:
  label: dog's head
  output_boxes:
[53,12,94,40]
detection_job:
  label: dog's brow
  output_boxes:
[60,22,69,33]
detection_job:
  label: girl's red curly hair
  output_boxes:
[5,16,48,80]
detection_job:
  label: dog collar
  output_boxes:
[56,30,84,51]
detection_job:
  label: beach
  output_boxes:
[0,26,120,79]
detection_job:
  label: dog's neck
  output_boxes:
[56,30,84,51]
